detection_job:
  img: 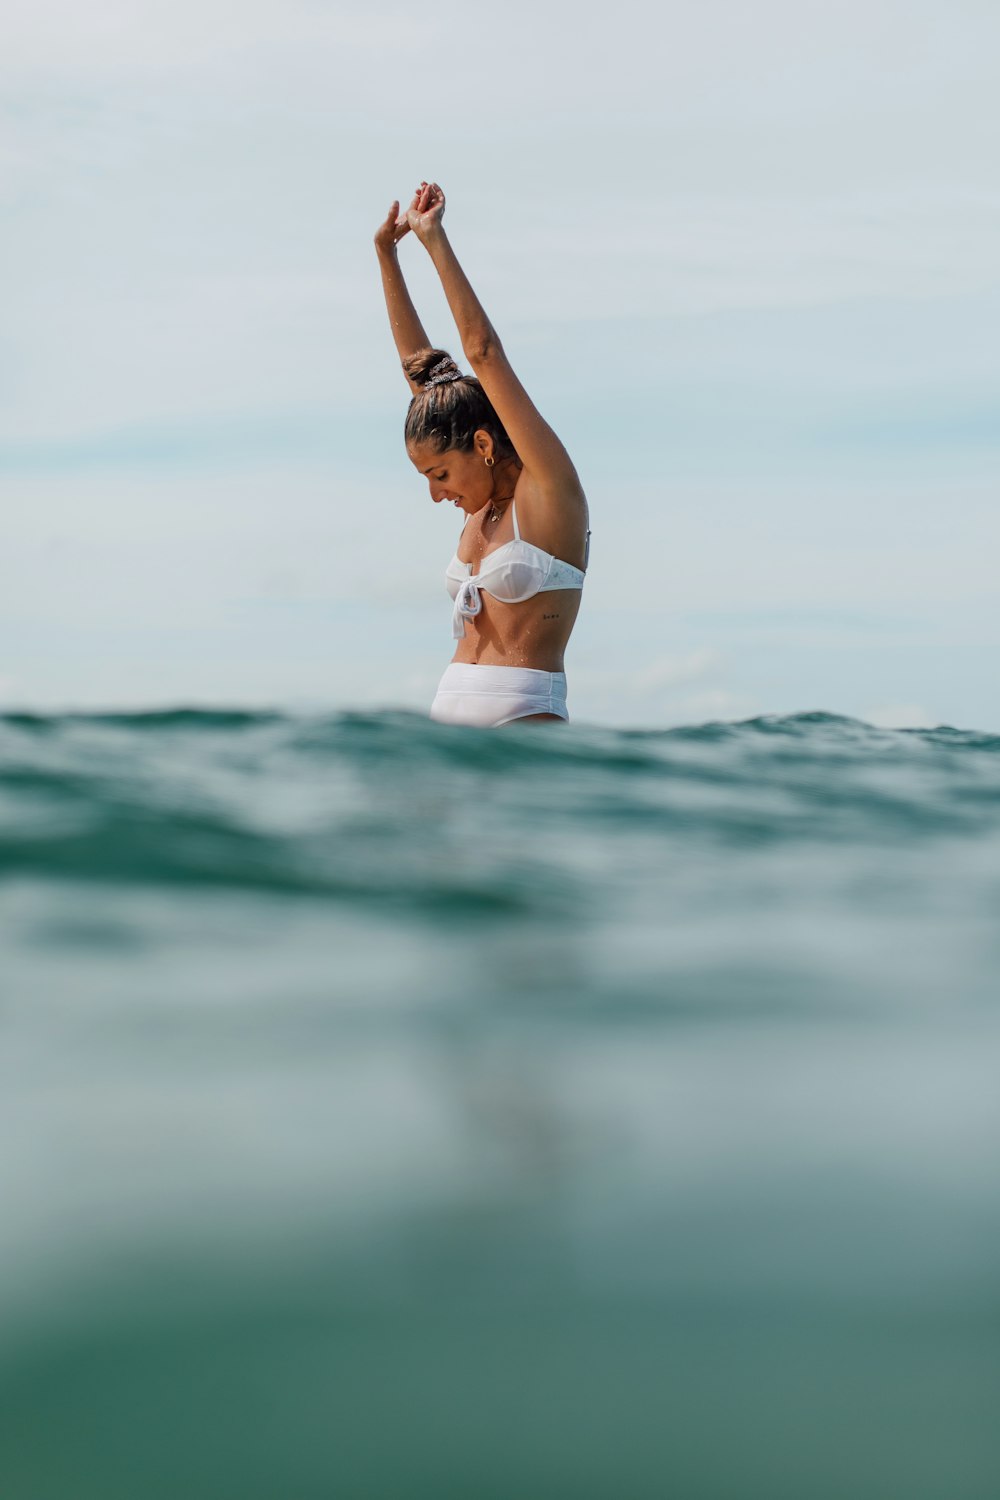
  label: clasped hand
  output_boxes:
[374,181,445,253]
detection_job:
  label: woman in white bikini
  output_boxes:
[374,181,591,727]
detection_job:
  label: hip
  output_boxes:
[429,663,569,728]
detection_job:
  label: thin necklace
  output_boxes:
[488,491,511,524]
[488,459,520,523]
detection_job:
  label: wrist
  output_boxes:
[420,224,448,256]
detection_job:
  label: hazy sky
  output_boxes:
[3,0,998,727]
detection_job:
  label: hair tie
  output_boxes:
[425,358,462,388]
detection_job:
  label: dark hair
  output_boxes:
[403,347,516,461]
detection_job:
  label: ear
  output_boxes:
[473,429,494,461]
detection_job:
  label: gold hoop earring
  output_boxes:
[485,456,494,468]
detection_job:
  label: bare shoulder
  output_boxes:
[513,469,590,571]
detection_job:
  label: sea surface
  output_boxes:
[1,708,999,1499]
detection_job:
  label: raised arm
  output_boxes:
[406,182,582,499]
[374,197,432,396]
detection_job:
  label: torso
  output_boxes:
[451,469,589,671]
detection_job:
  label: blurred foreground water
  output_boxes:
[1,708,999,1499]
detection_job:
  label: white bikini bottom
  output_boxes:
[430,663,569,728]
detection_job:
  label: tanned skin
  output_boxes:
[375,183,589,722]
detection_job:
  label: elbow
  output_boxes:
[462,331,499,366]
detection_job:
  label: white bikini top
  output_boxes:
[445,501,590,640]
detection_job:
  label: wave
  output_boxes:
[1,710,997,901]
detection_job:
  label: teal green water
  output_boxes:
[2,709,999,1499]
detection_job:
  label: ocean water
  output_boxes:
[1,708,998,1499]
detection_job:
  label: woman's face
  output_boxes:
[407,437,492,515]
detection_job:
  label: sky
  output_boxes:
[2,0,998,728]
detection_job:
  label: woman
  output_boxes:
[374,181,590,727]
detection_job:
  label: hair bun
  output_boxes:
[403,347,463,391]
[403,347,514,463]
